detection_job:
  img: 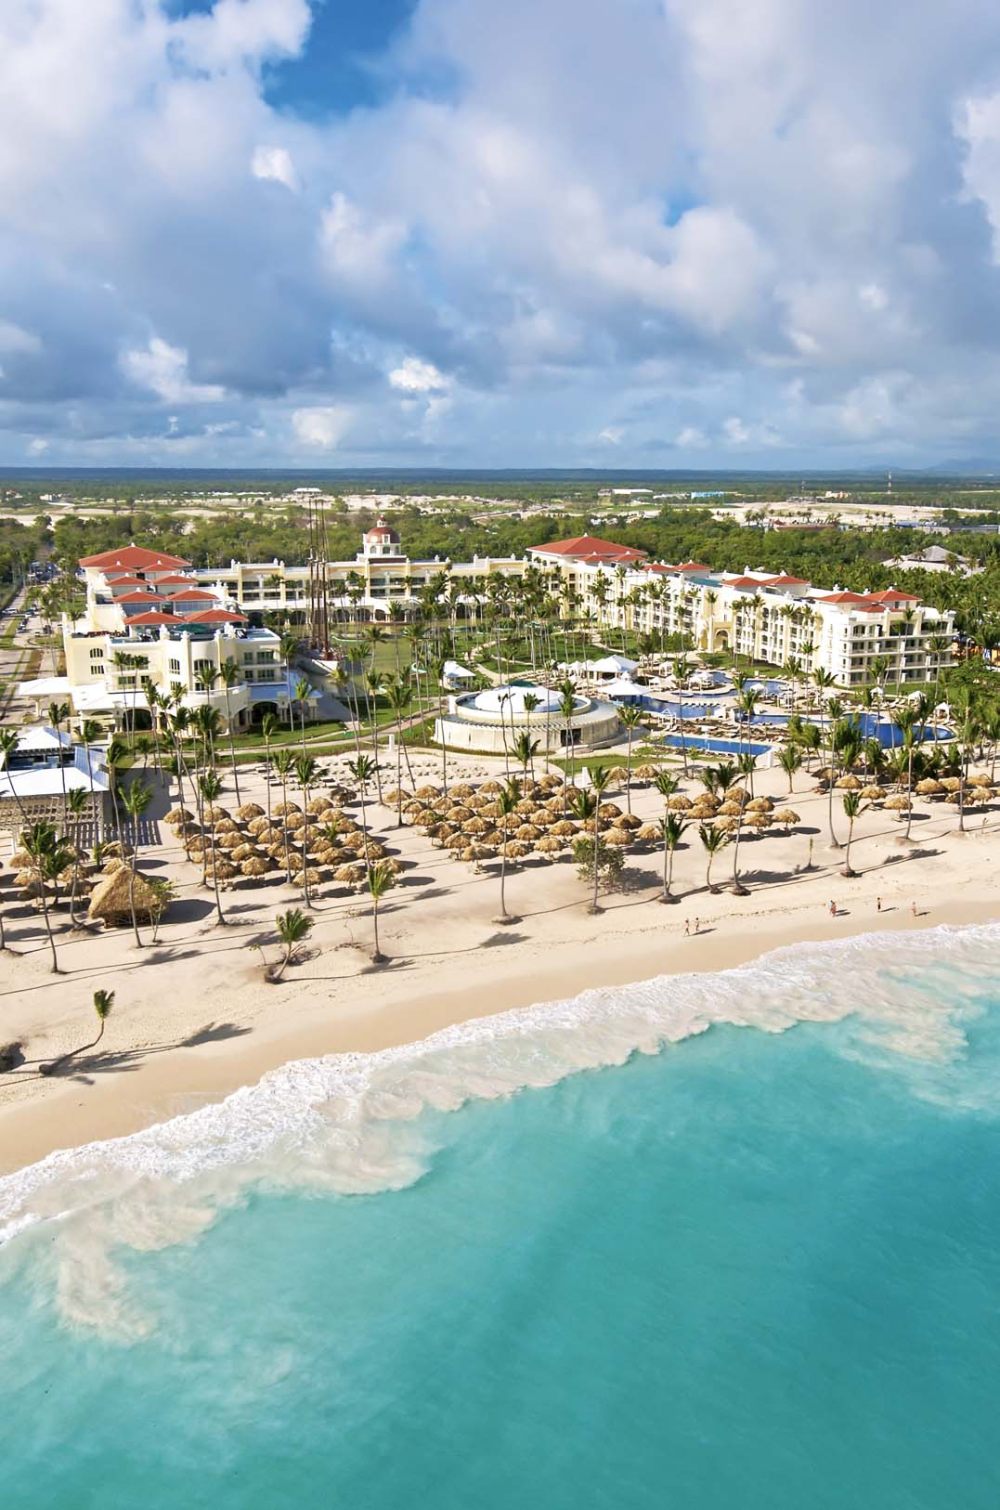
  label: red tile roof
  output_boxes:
[151,574,198,587]
[864,589,920,604]
[183,609,247,624]
[79,545,191,570]
[725,575,768,589]
[167,588,218,602]
[127,611,177,627]
[532,534,647,563]
[761,574,811,587]
[674,562,711,572]
[116,590,160,605]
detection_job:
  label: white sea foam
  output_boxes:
[1,923,998,1334]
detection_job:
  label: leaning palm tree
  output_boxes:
[197,768,227,926]
[698,822,728,894]
[618,705,644,813]
[494,776,521,923]
[347,752,377,844]
[653,768,679,807]
[90,988,114,1047]
[570,763,611,915]
[270,908,313,982]
[513,731,539,782]
[841,791,864,877]
[659,813,687,903]
[294,675,313,755]
[120,779,153,947]
[366,859,396,965]
[385,674,412,826]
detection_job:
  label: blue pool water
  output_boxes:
[661,730,773,756]
[2,928,1000,1508]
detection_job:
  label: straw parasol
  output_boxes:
[415,784,441,800]
[551,819,579,837]
[480,779,503,794]
[668,794,693,811]
[514,798,537,815]
[462,844,494,863]
[284,811,306,831]
[635,764,659,782]
[202,804,229,823]
[773,809,800,826]
[240,856,272,878]
[447,805,474,823]
[940,777,962,793]
[534,835,565,855]
[463,816,489,835]
[246,816,272,837]
[102,857,129,874]
[231,843,257,863]
[836,774,862,790]
[598,802,622,821]
[215,831,244,851]
[617,812,643,830]
[860,785,886,801]
[744,812,771,829]
[273,801,302,816]
[88,867,165,926]
[516,823,542,841]
[609,766,630,786]
[603,828,632,847]
[292,868,323,889]
[713,816,740,833]
[9,848,33,870]
[502,840,531,860]
[746,796,773,812]
[636,823,662,844]
[450,783,476,799]
[165,806,194,825]
[968,772,992,787]
[544,795,566,813]
[916,778,944,795]
[214,817,239,834]
[444,833,467,851]
[719,800,744,816]
[335,862,366,884]
[884,794,912,811]
[236,802,265,821]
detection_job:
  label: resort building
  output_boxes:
[61,546,300,731]
[62,530,956,712]
[528,537,957,689]
[434,683,621,756]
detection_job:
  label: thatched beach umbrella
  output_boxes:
[236,802,265,821]
[88,867,165,926]
[617,812,643,830]
[214,817,239,834]
[940,777,962,793]
[516,823,542,841]
[307,796,335,815]
[273,800,303,816]
[202,804,230,823]
[885,794,912,811]
[165,806,195,825]
[598,802,622,821]
[635,764,659,782]
[502,840,531,860]
[293,868,323,889]
[230,843,257,863]
[463,816,489,835]
[240,856,272,878]
[968,772,992,787]
[551,819,579,837]
[746,797,773,813]
[668,794,693,811]
[713,816,740,833]
[916,778,944,796]
[335,862,366,885]
[450,783,476,799]
[773,809,800,826]
[836,774,862,790]
[415,784,441,800]
[744,812,771,829]
[534,835,565,856]
[216,831,244,851]
[603,828,631,847]
[636,823,662,844]
[480,779,503,794]
[861,785,886,801]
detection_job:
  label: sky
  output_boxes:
[6,0,1000,469]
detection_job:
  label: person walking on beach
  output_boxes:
[911,900,918,918]
[876,896,882,913]
[829,899,837,918]
[684,919,690,937]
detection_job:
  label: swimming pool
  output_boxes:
[661,732,773,758]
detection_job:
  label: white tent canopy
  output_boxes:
[589,654,639,676]
[442,660,475,681]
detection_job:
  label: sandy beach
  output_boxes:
[1,749,996,1175]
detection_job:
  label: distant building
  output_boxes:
[880,545,979,576]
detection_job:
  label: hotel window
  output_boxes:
[169,658,181,676]
[89,647,104,660]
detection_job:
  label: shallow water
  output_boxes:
[2,927,1000,1507]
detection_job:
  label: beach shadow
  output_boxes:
[181,1021,252,1047]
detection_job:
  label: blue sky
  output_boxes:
[5,0,1000,468]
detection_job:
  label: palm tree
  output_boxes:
[366,859,396,964]
[90,988,114,1047]
[0,726,30,829]
[513,731,539,781]
[271,749,295,882]
[218,658,243,804]
[294,675,312,754]
[270,908,313,982]
[570,763,611,915]
[432,655,451,794]
[120,780,153,947]
[47,699,72,836]
[841,792,863,877]
[618,705,644,813]
[22,821,74,972]
[385,674,412,825]
[659,813,687,903]
[65,786,90,926]
[699,822,728,894]
[347,753,377,845]
[778,745,802,793]
[197,768,227,925]
[260,711,280,825]
[558,680,578,799]
[294,755,320,906]
[494,777,521,923]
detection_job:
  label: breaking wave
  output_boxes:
[1,923,998,1334]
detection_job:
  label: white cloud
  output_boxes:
[676,425,708,449]
[251,144,298,191]
[388,356,449,393]
[598,426,623,445]
[121,338,226,404]
[291,405,352,449]
[0,321,41,355]
[723,416,751,445]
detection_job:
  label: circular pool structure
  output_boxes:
[434,682,622,755]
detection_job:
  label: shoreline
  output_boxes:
[1,895,994,1178]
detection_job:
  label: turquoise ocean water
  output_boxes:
[2,926,1000,1508]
